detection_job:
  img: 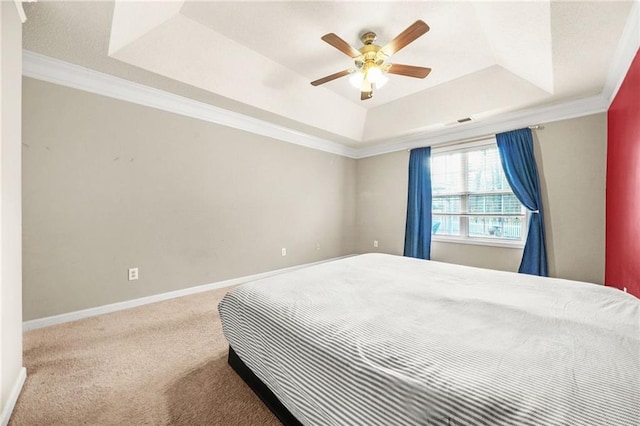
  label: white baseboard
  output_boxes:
[23,255,354,331]
[0,367,26,426]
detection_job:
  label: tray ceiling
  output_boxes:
[23,1,636,147]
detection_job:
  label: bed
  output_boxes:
[218,253,639,426]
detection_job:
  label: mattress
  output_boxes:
[218,253,640,426]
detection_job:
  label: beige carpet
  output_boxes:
[10,286,281,426]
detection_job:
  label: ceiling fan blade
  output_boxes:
[387,64,432,78]
[381,20,430,56]
[310,69,352,86]
[361,91,373,100]
[321,33,362,58]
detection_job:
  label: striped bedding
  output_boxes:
[218,253,640,426]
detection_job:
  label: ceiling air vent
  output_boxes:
[457,117,472,123]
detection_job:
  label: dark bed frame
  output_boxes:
[227,346,304,426]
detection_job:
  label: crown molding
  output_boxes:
[14,0,26,23]
[13,0,36,23]
[23,2,639,163]
[602,0,640,105]
[22,50,359,159]
[354,94,609,158]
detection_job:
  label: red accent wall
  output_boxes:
[606,48,640,298]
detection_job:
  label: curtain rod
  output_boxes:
[408,125,544,151]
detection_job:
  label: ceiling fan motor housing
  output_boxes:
[355,43,387,70]
[360,31,377,45]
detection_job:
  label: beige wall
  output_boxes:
[535,114,606,284]
[22,78,356,321]
[356,151,409,255]
[1,1,24,419]
[356,113,607,283]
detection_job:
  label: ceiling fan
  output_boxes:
[311,20,432,101]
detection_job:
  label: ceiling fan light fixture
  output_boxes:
[350,65,388,91]
[368,66,388,88]
[349,71,364,89]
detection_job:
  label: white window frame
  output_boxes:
[431,138,528,249]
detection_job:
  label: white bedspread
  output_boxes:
[218,254,640,426]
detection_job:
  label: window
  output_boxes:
[431,139,526,246]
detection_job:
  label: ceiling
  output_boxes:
[22,1,637,150]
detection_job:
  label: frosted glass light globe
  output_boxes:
[349,72,364,89]
[367,66,388,88]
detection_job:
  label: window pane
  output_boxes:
[432,215,461,236]
[467,147,510,192]
[432,195,461,214]
[431,141,525,244]
[431,152,462,194]
[468,194,523,214]
[468,216,523,239]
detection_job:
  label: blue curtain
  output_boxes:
[496,128,548,276]
[404,147,432,260]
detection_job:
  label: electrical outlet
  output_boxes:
[373,240,379,248]
[128,267,139,281]
[316,243,321,251]
[281,248,287,256]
